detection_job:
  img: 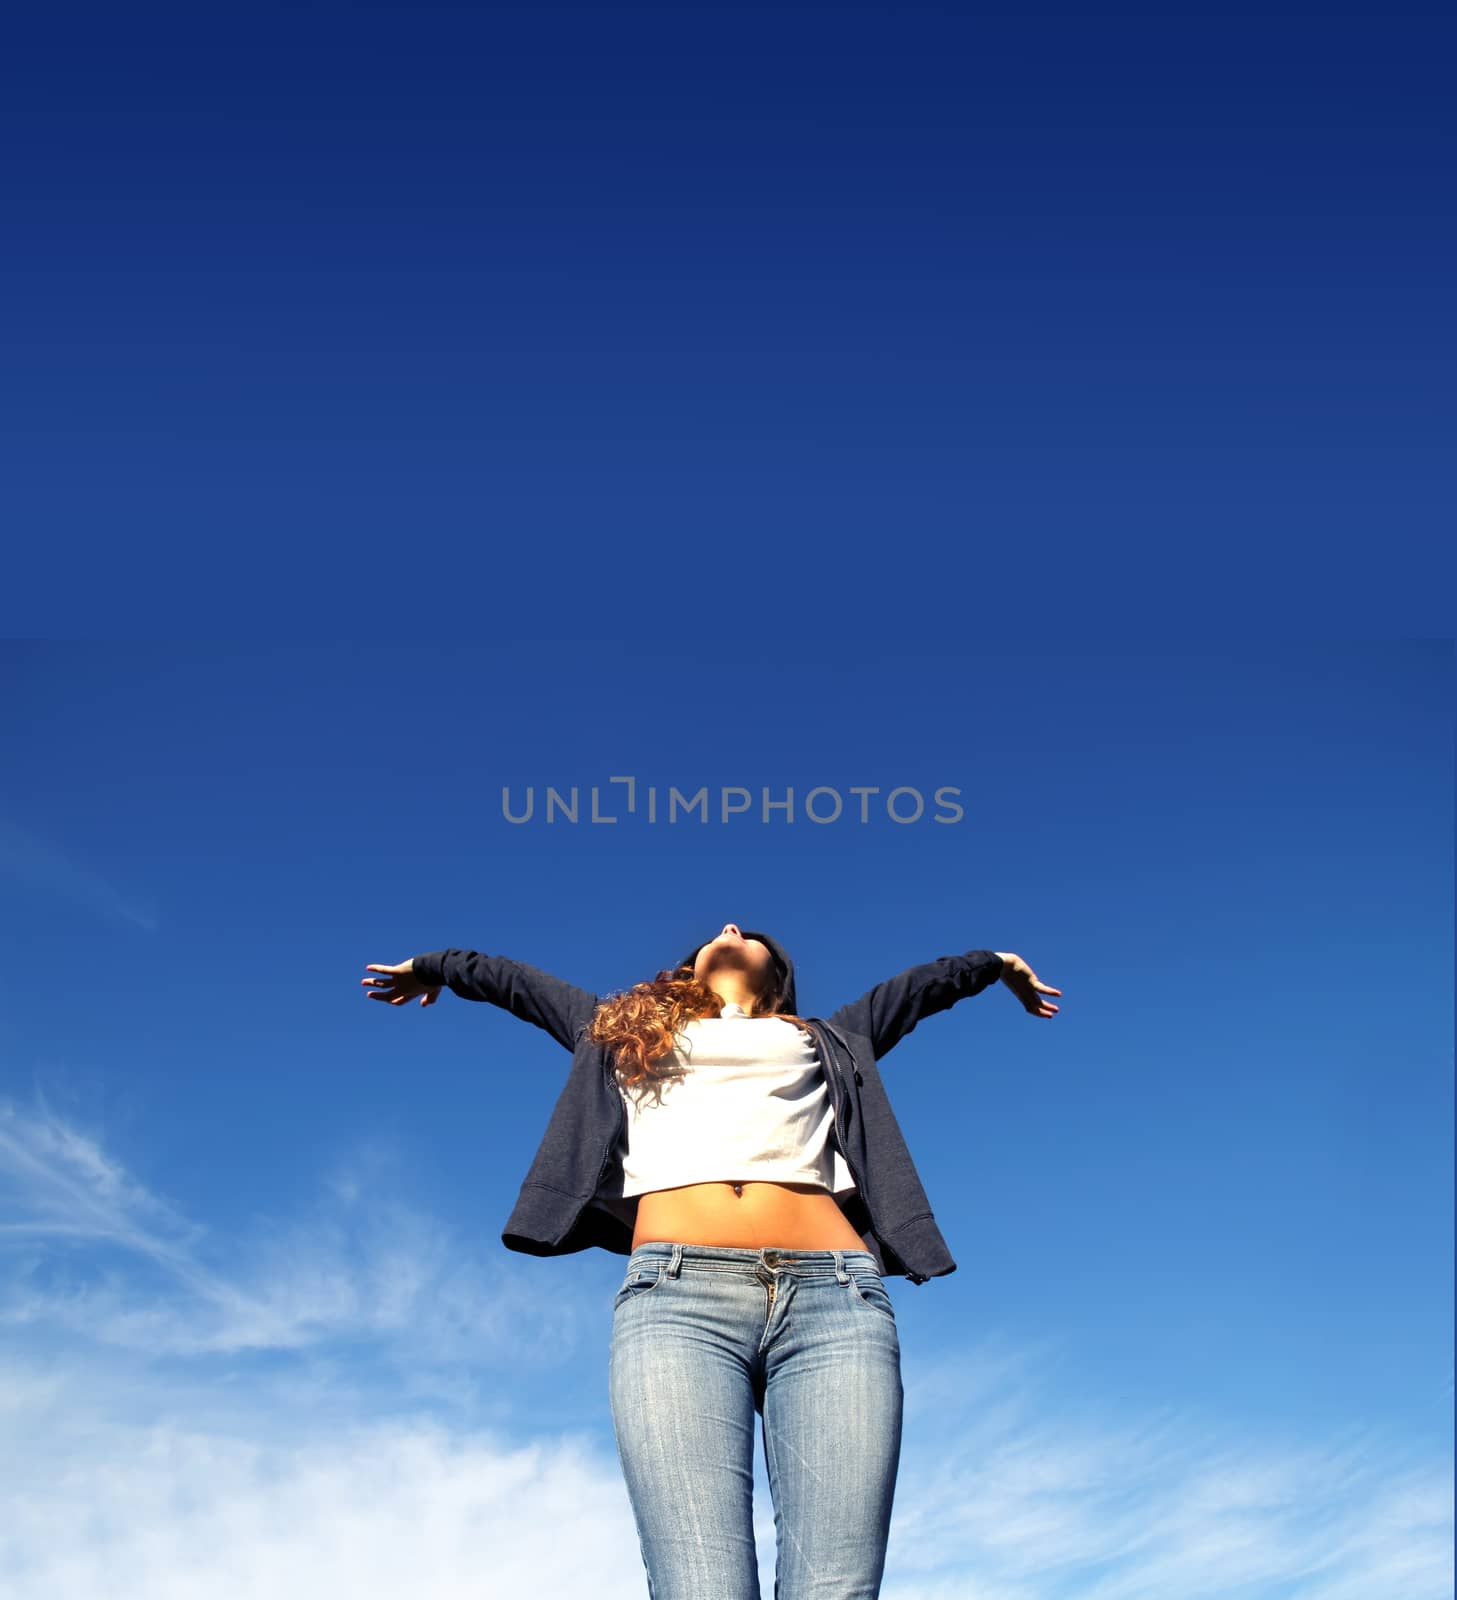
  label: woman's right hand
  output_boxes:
[362,959,443,1008]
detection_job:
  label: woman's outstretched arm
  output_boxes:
[363,949,599,1051]
[825,949,1059,1061]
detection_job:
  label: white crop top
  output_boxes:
[609,1001,858,1199]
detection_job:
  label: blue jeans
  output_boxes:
[608,1241,904,1599]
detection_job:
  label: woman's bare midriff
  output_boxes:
[631,1180,869,1252]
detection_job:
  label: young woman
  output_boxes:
[364,922,1059,1599]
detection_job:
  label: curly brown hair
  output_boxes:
[588,956,817,1107]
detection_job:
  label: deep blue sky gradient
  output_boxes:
[3,3,1452,619]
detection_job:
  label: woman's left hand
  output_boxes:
[993,952,1061,1018]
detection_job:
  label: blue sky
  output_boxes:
[0,639,1451,1598]
[2,2,1452,638]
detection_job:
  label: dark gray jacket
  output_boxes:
[409,940,1004,1285]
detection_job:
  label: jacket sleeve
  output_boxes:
[825,949,1004,1061]
[410,948,599,1052]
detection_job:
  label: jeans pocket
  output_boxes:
[845,1269,897,1324]
[613,1263,666,1313]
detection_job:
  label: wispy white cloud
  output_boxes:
[0,1095,1450,1600]
[0,814,158,930]
[0,1097,588,1368]
[887,1361,1454,1600]
[0,1360,647,1600]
